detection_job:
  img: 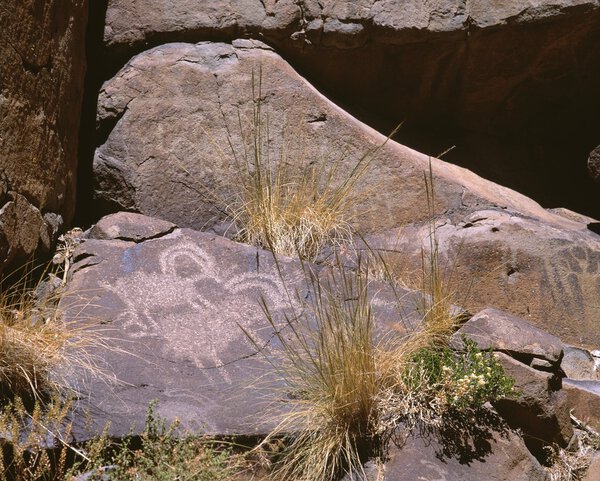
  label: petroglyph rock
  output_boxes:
[62,214,307,438]
[99,0,600,219]
[63,212,426,439]
[366,209,600,347]
[94,40,582,236]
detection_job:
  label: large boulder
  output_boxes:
[97,0,600,218]
[60,211,426,440]
[93,40,600,347]
[93,39,577,233]
[452,309,573,456]
[61,212,306,439]
[451,308,564,365]
[0,0,88,272]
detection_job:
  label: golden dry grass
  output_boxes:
[225,81,382,262]
[248,247,463,481]
[243,160,513,481]
[0,264,110,407]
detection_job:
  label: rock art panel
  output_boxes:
[366,209,600,347]
[94,40,580,235]
[98,0,600,219]
[62,217,307,438]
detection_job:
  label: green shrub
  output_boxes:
[78,402,237,481]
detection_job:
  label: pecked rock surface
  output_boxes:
[60,213,599,480]
[62,212,305,438]
[93,39,575,232]
[0,0,88,272]
[62,212,425,439]
[98,0,600,218]
[94,40,600,346]
[366,209,600,347]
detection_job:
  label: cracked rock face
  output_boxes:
[99,0,600,219]
[0,0,87,272]
[94,40,576,235]
[374,429,548,481]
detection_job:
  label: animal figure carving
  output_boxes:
[104,240,291,379]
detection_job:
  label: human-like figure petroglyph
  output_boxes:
[103,240,293,380]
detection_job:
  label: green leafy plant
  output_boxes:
[0,398,242,481]
[377,337,514,437]
[78,401,239,481]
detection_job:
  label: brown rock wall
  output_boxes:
[0,0,88,270]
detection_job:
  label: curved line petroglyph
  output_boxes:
[103,241,292,380]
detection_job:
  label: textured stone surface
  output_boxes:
[0,0,88,271]
[368,210,600,347]
[451,308,564,363]
[376,429,548,481]
[588,145,600,184]
[563,379,600,432]
[93,40,579,235]
[583,452,600,481]
[63,223,304,439]
[89,211,175,242]
[97,0,600,218]
[493,352,573,452]
[562,345,600,380]
[62,213,424,439]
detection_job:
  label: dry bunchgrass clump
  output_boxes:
[199,72,398,262]
[246,160,515,480]
[225,77,381,262]
[249,249,513,481]
[0,264,108,407]
[254,260,380,480]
